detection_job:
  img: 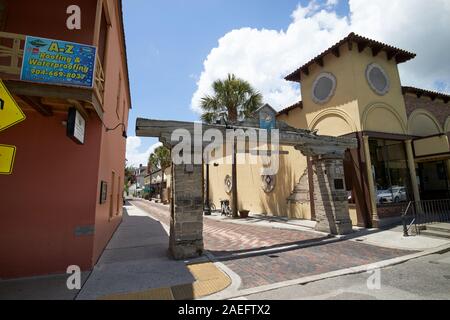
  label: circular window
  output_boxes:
[312,73,337,104]
[366,63,390,95]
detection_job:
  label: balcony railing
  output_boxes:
[0,31,105,105]
[0,31,25,75]
[94,54,105,105]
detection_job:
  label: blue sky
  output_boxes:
[123,0,347,122]
[123,0,349,166]
[123,0,450,167]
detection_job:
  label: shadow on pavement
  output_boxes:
[77,207,195,300]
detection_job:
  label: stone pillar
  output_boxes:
[404,140,421,202]
[362,135,379,227]
[311,153,353,235]
[170,163,204,259]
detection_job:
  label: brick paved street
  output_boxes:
[130,199,415,290]
[130,199,325,257]
[223,241,413,289]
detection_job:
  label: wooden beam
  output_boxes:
[317,57,324,67]
[372,45,383,57]
[302,66,309,76]
[67,99,90,121]
[358,41,367,53]
[395,54,404,64]
[332,47,340,57]
[41,97,71,109]
[387,50,397,61]
[19,95,53,116]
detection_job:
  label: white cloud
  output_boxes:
[126,136,162,168]
[191,0,450,113]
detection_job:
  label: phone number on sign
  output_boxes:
[30,69,87,80]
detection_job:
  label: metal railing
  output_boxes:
[402,199,450,236]
[94,54,105,105]
[0,31,105,105]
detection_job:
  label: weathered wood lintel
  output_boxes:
[136,118,357,155]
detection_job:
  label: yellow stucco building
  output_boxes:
[207,33,450,228]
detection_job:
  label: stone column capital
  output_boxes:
[295,144,347,159]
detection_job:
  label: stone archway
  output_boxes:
[136,113,357,260]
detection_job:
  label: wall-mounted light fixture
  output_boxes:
[105,123,128,139]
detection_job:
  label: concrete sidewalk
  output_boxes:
[77,204,230,300]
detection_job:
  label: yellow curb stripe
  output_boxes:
[98,262,231,300]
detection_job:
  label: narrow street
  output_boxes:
[129,199,418,291]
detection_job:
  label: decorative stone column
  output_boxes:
[311,153,353,235]
[169,163,204,259]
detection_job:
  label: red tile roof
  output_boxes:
[277,101,303,116]
[285,32,416,83]
[402,86,450,103]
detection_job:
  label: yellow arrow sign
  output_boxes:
[0,144,16,175]
[0,79,26,132]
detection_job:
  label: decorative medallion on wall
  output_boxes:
[261,175,276,193]
[366,63,390,95]
[311,72,337,104]
[224,175,233,194]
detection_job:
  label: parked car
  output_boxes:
[377,186,408,204]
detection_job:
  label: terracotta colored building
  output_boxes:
[0,0,131,278]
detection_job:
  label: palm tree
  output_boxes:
[200,73,263,123]
[148,146,171,200]
[200,74,263,218]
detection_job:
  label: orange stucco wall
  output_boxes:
[0,110,102,278]
[91,0,129,265]
[4,0,97,45]
[0,0,129,278]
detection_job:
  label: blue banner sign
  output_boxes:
[21,36,96,88]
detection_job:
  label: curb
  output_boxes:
[97,262,232,300]
[203,242,450,300]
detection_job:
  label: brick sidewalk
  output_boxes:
[130,199,325,257]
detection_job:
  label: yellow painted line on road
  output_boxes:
[98,262,231,300]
